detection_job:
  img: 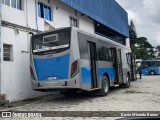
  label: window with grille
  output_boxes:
[3,44,13,61]
[2,0,22,10]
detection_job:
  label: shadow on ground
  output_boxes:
[0,84,133,110]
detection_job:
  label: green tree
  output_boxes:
[134,48,149,60]
[129,20,156,59]
[156,45,160,52]
[129,20,137,39]
[130,37,153,49]
[156,46,160,58]
[130,37,155,59]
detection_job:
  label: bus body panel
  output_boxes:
[31,74,81,90]
[79,59,92,91]
[33,53,70,81]
[121,48,132,83]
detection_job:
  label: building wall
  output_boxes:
[126,38,130,48]
[1,27,48,101]
[1,0,94,102]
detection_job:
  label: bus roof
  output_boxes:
[31,27,130,50]
[32,27,71,37]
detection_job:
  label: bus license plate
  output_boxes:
[48,77,56,80]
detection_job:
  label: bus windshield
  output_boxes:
[32,30,71,55]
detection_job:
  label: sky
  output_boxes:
[116,0,160,47]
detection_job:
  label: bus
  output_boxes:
[141,60,160,75]
[30,27,136,96]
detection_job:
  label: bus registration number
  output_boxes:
[48,77,57,80]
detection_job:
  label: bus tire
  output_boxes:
[124,74,130,88]
[150,70,155,75]
[100,76,109,96]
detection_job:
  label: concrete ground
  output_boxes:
[0,75,160,120]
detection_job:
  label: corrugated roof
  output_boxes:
[61,0,129,37]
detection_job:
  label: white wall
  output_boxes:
[1,2,49,102]
[2,4,26,26]
[51,0,94,33]
[26,0,37,29]
[1,27,48,101]
[126,38,130,48]
[52,0,74,28]
[78,14,94,33]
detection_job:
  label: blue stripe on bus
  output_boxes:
[81,67,91,84]
[81,67,114,84]
[33,54,70,81]
[98,68,114,81]
[142,66,159,75]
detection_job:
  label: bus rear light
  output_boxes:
[71,60,78,77]
[30,66,36,80]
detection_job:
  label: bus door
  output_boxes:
[130,53,137,80]
[88,42,98,89]
[110,48,123,85]
[126,53,137,81]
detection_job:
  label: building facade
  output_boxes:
[0,0,129,102]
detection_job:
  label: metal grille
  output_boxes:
[3,44,12,61]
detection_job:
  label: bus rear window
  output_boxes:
[32,30,70,55]
[43,34,58,43]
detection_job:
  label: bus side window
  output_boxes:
[152,62,156,67]
[126,53,131,65]
[148,62,151,67]
[97,41,110,62]
[78,32,90,60]
[109,49,112,62]
[141,62,148,68]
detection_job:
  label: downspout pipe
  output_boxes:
[35,0,38,31]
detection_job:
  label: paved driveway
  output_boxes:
[1,76,160,119]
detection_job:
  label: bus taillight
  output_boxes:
[71,60,78,77]
[30,66,36,80]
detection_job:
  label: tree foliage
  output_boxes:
[156,46,160,52]
[156,46,160,58]
[129,20,156,60]
[129,20,137,39]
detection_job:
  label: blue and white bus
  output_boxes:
[30,27,135,96]
[141,60,160,75]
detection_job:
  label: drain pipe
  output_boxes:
[25,0,28,26]
[35,0,38,31]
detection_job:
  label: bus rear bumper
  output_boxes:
[31,74,80,91]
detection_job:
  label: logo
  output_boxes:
[2,112,12,118]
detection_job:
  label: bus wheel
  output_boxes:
[100,76,109,96]
[150,71,155,75]
[124,74,130,88]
